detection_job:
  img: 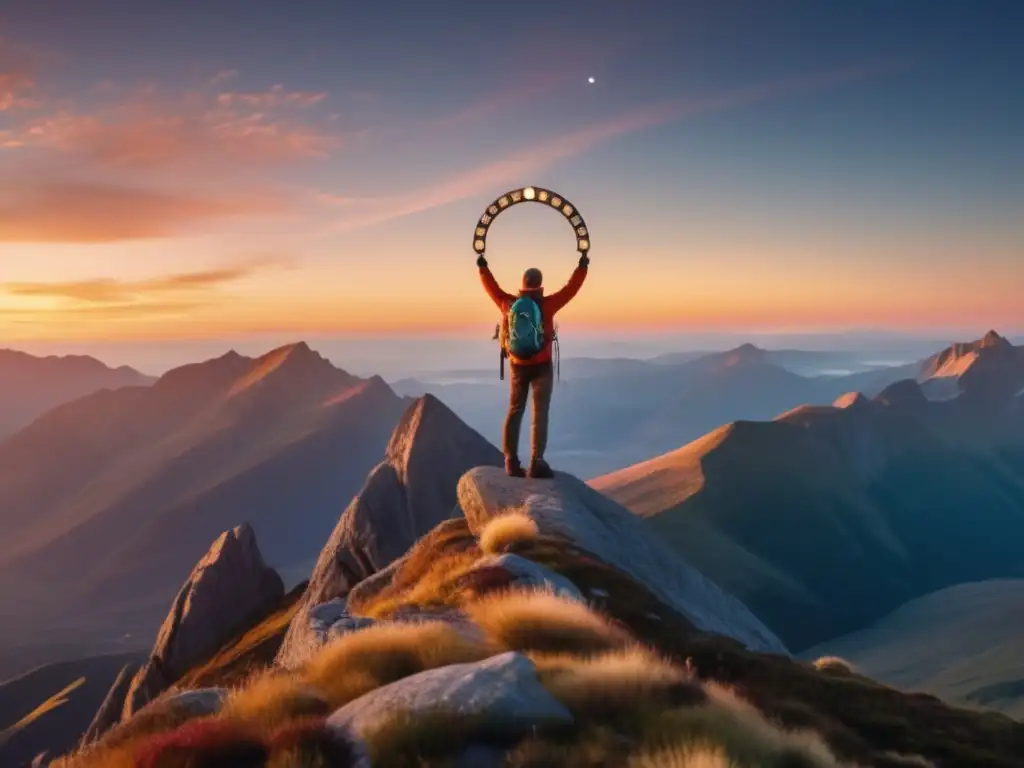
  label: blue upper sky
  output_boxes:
[0,0,1020,343]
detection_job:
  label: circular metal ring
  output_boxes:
[472,186,590,256]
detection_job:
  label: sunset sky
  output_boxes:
[0,0,1020,344]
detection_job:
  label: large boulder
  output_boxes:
[277,396,501,667]
[457,467,788,655]
[122,524,283,718]
[326,651,572,740]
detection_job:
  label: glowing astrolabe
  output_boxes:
[472,186,591,257]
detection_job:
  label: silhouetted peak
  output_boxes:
[714,343,768,370]
[874,379,928,409]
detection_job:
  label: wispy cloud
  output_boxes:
[422,73,570,132]
[0,181,282,243]
[217,84,328,109]
[19,98,337,171]
[3,262,275,303]
[316,62,894,233]
[209,69,239,86]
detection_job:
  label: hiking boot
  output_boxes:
[505,456,526,478]
[527,457,554,480]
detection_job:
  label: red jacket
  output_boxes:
[480,265,588,365]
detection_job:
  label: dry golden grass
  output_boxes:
[677,681,850,767]
[220,672,331,727]
[362,549,481,619]
[360,707,499,765]
[299,620,492,709]
[627,743,732,768]
[534,647,705,715]
[479,510,540,554]
[466,588,633,654]
[0,676,85,747]
[813,656,857,675]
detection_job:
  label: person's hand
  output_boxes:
[578,253,590,268]
[476,254,488,268]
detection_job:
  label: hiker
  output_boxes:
[477,252,589,479]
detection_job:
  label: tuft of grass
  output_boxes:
[129,717,266,768]
[662,681,850,767]
[812,657,857,676]
[627,743,732,768]
[479,510,540,555]
[57,691,222,765]
[220,672,331,728]
[361,707,505,765]
[300,620,492,709]
[466,589,633,655]
[534,647,706,718]
[348,518,479,618]
[362,549,482,619]
[264,716,362,768]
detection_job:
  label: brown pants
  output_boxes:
[502,361,553,461]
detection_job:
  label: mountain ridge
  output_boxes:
[0,342,410,677]
[593,333,1024,650]
[0,349,153,440]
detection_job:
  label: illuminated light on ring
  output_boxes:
[471,186,591,256]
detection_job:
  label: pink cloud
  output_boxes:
[18,95,337,170]
[0,38,39,111]
[0,181,282,243]
[317,62,896,233]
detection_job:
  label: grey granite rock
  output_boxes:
[458,467,788,655]
[327,652,572,740]
[122,524,283,717]
[277,396,501,667]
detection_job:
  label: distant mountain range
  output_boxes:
[0,343,409,677]
[593,332,1024,651]
[0,350,152,440]
[805,579,1024,719]
[396,344,922,477]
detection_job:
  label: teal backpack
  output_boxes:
[496,297,561,381]
[505,296,545,360]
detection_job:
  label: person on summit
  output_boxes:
[477,252,589,479]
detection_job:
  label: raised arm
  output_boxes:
[546,255,589,314]
[478,256,514,310]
